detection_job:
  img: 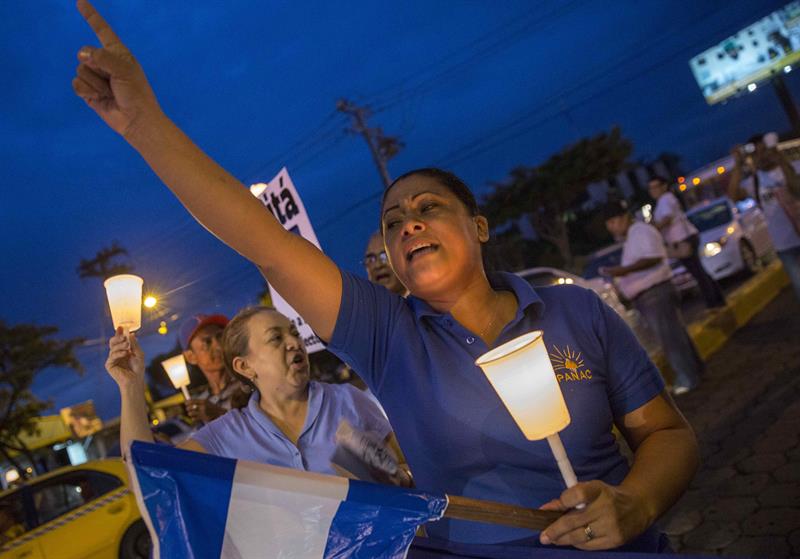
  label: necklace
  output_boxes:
[479,291,502,341]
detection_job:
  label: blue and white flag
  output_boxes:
[128,442,448,559]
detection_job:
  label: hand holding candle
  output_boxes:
[161,354,191,400]
[104,327,145,389]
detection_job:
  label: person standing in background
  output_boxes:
[649,176,726,309]
[729,133,800,301]
[180,314,245,422]
[600,200,703,395]
[363,230,408,296]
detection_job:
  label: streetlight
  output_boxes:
[250,183,268,197]
[143,295,157,309]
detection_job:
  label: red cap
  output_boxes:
[179,314,228,350]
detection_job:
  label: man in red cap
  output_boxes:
[180,314,243,423]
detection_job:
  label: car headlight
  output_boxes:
[703,241,723,257]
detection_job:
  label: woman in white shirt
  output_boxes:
[729,136,800,302]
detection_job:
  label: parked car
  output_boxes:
[515,266,637,326]
[583,243,698,297]
[0,459,150,559]
[685,197,773,280]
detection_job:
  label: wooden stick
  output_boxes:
[443,494,562,532]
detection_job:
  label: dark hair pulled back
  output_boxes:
[221,305,277,393]
[381,168,479,220]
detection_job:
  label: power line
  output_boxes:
[239,109,344,183]
[302,0,764,232]
[356,1,585,112]
[433,0,758,169]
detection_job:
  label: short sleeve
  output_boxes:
[327,270,408,394]
[341,384,393,440]
[653,195,676,222]
[189,421,222,455]
[591,292,665,417]
[665,193,681,214]
[631,224,667,260]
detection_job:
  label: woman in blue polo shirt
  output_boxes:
[105,307,397,479]
[75,3,698,551]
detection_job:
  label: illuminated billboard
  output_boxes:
[690,2,800,105]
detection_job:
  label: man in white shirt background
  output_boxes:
[600,200,703,395]
[649,176,726,309]
[729,133,800,302]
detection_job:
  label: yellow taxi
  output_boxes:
[0,459,150,559]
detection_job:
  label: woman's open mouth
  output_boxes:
[406,242,439,261]
[289,352,307,368]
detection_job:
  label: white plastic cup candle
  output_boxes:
[103,274,144,333]
[476,331,579,490]
[161,354,191,400]
[476,331,570,440]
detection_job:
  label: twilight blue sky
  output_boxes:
[1,0,795,419]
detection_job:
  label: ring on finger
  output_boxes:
[584,524,595,542]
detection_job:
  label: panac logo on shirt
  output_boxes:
[549,345,592,382]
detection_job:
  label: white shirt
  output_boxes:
[653,191,698,244]
[616,221,672,300]
[742,167,800,252]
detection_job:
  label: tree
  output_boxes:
[0,322,83,475]
[483,127,633,269]
[77,241,134,280]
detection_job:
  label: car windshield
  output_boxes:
[583,248,622,279]
[688,202,732,232]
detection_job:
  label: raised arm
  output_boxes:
[73,0,341,340]
[105,329,208,456]
[727,147,749,202]
[105,329,155,459]
[775,148,800,198]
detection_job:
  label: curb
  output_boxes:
[652,260,790,383]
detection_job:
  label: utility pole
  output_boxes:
[337,99,403,189]
[772,74,800,137]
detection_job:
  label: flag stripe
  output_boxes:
[131,442,236,559]
[346,479,449,516]
[322,481,449,558]
[221,459,349,558]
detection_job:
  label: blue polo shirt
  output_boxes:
[190,381,391,474]
[329,271,665,550]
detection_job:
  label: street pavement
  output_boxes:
[658,287,800,557]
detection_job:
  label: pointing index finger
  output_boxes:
[77,0,122,48]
